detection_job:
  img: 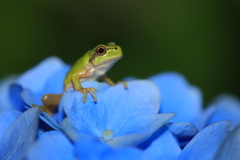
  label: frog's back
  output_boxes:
[64,50,92,86]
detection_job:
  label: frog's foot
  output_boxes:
[117,81,128,89]
[77,87,97,103]
[32,104,53,116]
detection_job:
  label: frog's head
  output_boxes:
[90,42,123,67]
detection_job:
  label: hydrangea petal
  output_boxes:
[21,89,62,130]
[165,122,198,138]
[9,84,25,111]
[106,134,149,148]
[149,72,202,123]
[0,75,17,111]
[0,110,21,140]
[144,126,181,160]
[75,139,114,160]
[214,125,240,160]
[15,56,68,95]
[207,95,240,130]
[193,104,217,130]
[62,118,97,142]
[179,120,231,160]
[75,139,152,160]
[26,131,76,160]
[165,122,199,147]
[114,113,176,136]
[115,148,152,160]
[0,107,39,160]
[103,80,161,134]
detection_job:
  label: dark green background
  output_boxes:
[0,1,239,104]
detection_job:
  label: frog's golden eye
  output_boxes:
[96,46,107,56]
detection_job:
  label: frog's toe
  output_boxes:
[32,104,53,116]
[117,81,128,89]
[78,87,97,103]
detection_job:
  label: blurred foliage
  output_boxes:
[0,0,239,104]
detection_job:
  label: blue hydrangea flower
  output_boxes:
[1,56,240,159]
[60,80,176,147]
[0,107,39,159]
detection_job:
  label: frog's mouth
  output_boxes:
[92,55,122,67]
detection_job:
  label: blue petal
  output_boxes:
[21,89,62,130]
[0,75,18,111]
[193,104,217,130]
[9,84,25,111]
[207,94,240,130]
[179,120,231,160]
[166,122,198,138]
[115,148,152,160]
[144,126,181,160]
[0,107,39,160]
[149,72,202,124]
[0,110,21,140]
[15,56,68,95]
[75,139,151,160]
[214,125,240,160]
[26,131,76,160]
[75,139,114,160]
[165,122,198,147]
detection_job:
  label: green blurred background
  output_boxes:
[0,1,239,104]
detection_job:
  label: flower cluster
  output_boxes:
[0,57,239,160]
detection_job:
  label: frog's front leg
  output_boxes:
[101,75,128,88]
[71,71,97,103]
[32,94,62,116]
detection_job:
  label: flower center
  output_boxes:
[101,129,114,142]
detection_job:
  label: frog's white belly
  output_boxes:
[80,60,116,82]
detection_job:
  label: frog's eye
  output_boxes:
[96,46,107,56]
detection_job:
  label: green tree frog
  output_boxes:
[33,42,127,116]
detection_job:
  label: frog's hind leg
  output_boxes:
[32,94,62,116]
[101,75,128,88]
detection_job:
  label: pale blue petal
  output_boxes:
[41,65,70,95]
[103,80,161,134]
[26,131,76,160]
[149,72,202,124]
[106,134,149,148]
[166,122,199,147]
[179,120,231,160]
[166,122,198,138]
[144,126,181,160]
[115,148,152,160]
[0,107,39,160]
[107,113,175,148]
[62,118,97,142]
[114,113,176,136]
[21,89,62,130]
[15,56,68,95]
[57,81,110,124]
[214,125,240,160]
[0,110,21,140]
[62,88,107,136]
[207,95,240,130]
[75,139,114,160]
[75,139,152,160]
[0,75,17,111]
[193,104,217,130]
